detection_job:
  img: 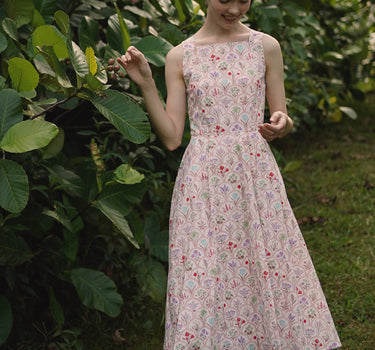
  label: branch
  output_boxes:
[31,89,82,120]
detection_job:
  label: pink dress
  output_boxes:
[164,30,341,350]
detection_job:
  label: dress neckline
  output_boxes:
[190,29,253,47]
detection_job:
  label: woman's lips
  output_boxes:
[223,15,239,22]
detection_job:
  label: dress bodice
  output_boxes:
[183,30,266,138]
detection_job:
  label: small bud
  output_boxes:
[111,73,117,80]
[118,72,125,78]
[108,58,115,65]
[114,65,120,72]
[107,65,114,71]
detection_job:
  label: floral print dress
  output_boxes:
[163,29,341,350]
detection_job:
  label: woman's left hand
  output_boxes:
[258,111,291,141]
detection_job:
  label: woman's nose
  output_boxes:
[227,4,240,16]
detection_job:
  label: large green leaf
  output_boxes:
[54,10,69,36]
[95,200,139,248]
[4,0,34,27]
[2,18,18,42]
[70,268,123,317]
[95,182,147,248]
[114,3,131,52]
[37,45,72,88]
[0,296,13,346]
[8,57,40,92]
[78,16,99,52]
[66,36,89,78]
[31,8,45,28]
[0,160,29,213]
[107,14,133,54]
[34,0,58,22]
[171,0,186,24]
[0,33,8,54]
[32,25,69,59]
[0,89,23,141]
[134,36,173,67]
[45,164,82,195]
[0,120,59,153]
[90,90,150,144]
[131,254,167,303]
[42,208,73,232]
[41,127,64,159]
[0,231,33,265]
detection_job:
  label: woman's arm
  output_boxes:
[117,45,186,151]
[258,34,293,141]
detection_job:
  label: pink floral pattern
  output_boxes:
[163,30,341,350]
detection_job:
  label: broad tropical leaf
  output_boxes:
[95,182,147,248]
[41,127,64,159]
[95,200,139,248]
[171,0,186,24]
[32,25,69,58]
[0,33,8,54]
[85,73,102,91]
[54,10,69,36]
[0,296,12,346]
[2,18,18,42]
[42,208,73,232]
[115,3,131,52]
[131,254,167,303]
[0,231,33,265]
[37,45,72,87]
[45,164,82,195]
[78,16,99,52]
[0,120,59,153]
[107,14,133,54]
[8,57,39,92]
[34,0,59,22]
[31,8,45,28]
[71,268,123,317]
[0,89,23,141]
[4,0,34,27]
[134,36,173,67]
[0,160,29,213]
[90,90,150,144]
[67,36,89,78]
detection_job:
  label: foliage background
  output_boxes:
[0,0,374,348]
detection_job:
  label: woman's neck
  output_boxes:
[194,21,251,43]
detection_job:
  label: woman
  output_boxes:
[117,1,341,349]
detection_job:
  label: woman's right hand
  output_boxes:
[116,46,153,88]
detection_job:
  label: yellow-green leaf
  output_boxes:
[114,164,145,185]
[85,46,97,75]
[32,25,69,59]
[8,57,39,92]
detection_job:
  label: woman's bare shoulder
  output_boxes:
[261,33,281,55]
[166,43,184,64]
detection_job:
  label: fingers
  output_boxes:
[258,111,288,141]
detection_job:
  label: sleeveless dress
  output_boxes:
[163,30,341,350]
